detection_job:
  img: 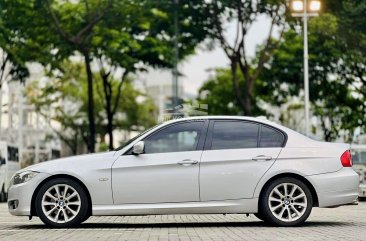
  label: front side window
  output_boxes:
[144,121,204,154]
[259,126,285,147]
[211,121,259,150]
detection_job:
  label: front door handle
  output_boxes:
[178,159,198,166]
[252,155,272,161]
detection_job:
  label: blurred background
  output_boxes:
[0,0,364,168]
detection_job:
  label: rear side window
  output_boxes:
[260,125,284,147]
[211,121,259,150]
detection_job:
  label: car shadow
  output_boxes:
[11,221,351,230]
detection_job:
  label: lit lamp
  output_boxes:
[290,0,321,136]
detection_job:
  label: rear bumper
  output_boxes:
[307,168,359,208]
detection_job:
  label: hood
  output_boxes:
[21,151,116,174]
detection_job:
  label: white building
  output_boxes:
[0,64,61,168]
[138,69,184,122]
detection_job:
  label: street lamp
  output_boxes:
[290,0,321,136]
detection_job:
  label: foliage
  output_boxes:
[261,12,365,141]
[190,0,288,115]
[26,61,157,154]
[197,68,266,116]
[1,0,208,152]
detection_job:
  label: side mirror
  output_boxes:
[132,141,145,155]
[0,158,5,165]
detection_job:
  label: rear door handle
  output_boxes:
[178,159,198,166]
[252,155,272,161]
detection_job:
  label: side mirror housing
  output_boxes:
[132,141,145,155]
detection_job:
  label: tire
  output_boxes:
[35,178,89,228]
[259,177,313,227]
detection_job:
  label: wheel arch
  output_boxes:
[30,174,93,217]
[258,173,319,208]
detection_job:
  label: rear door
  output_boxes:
[200,120,284,201]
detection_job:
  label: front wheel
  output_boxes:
[35,178,89,228]
[259,177,313,227]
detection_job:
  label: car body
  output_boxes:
[7,116,359,227]
[351,144,366,198]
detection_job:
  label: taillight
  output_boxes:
[340,150,352,167]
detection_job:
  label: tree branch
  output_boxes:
[212,0,233,58]
[75,0,113,42]
[112,70,129,115]
[45,0,73,43]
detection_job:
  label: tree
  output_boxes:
[41,0,114,152]
[193,0,288,115]
[2,0,209,151]
[27,61,157,154]
[261,12,364,141]
[0,4,34,87]
[91,0,209,149]
[197,68,267,115]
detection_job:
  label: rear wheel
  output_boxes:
[259,177,313,227]
[35,178,89,228]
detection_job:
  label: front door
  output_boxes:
[112,120,207,204]
[200,120,284,201]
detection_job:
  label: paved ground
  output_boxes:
[0,202,366,241]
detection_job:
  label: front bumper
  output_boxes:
[8,172,51,216]
[307,167,359,208]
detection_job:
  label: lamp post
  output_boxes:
[290,0,321,136]
[172,0,179,111]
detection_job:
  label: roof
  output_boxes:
[161,115,275,126]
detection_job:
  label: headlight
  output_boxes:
[10,171,39,187]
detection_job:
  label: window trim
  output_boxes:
[204,119,287,151]
[124,119,209,155]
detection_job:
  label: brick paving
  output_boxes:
[0,202,366,241]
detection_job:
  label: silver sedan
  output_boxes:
[7,116,359,228]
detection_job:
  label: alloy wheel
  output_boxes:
[41,184,81,223]
[268,183,308,222]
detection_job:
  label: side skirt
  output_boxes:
[92,198,258,216]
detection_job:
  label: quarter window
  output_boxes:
[144,121,204,154]
[211,121,259,150]
[259,126,284,147]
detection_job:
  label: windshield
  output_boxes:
[114,123,163,151]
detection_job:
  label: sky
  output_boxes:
[144,15,274,97]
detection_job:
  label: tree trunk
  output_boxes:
[243,79,253,116]
[231,60,253,116]
[106,109,114,150]
[101,73,114,150]
[83,51,96,153]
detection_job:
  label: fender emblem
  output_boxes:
[99,178,109,181]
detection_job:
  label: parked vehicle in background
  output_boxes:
[351,144,366,199]
[0,141,20,202]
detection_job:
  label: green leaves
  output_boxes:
[261,9,365,141]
